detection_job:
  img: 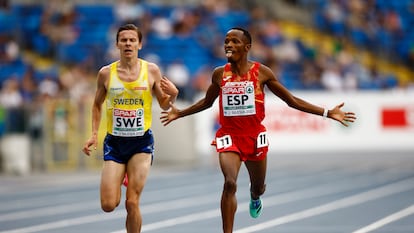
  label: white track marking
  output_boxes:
[0,202,97,222]
[110,176,411,233]
[234,177,414,233]
[2,173,411,233]
[351,204,414,233]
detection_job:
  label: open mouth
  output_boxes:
[225,50,233,58]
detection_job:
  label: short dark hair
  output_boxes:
[116,24,142,43]
[230,27,252,44]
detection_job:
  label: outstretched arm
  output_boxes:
[288,94,356,126]
[262,66,356,126]
[160,67,222,126]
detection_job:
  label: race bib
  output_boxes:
[257,132,268,148]
[216,135,232,149]
[222,81,256,116]
[112,108,145,137]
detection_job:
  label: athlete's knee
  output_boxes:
[251,183,266,197]
[101,199,119,212]
[125,198,139,213]
[223,178,237,194]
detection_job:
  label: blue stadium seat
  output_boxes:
[74,5,114,24]
[350,28,369,47]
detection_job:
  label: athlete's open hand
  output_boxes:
[160,102,180,126]
[82,136,97,156]
[329,102,356,127]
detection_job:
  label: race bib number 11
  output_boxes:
[257,132,268,148]
[216,135,232,149]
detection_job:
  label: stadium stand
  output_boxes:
[2,0,413,95]
[1,0,413,126]
[297,0,414,81]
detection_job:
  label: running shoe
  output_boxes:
[249,198,263,218]
[122,174,128,187]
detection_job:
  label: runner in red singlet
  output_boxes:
[160,27,356,233]
[214,61,268,162]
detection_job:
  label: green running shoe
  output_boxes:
[249,198,263,218]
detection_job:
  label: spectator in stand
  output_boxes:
[20,65,38,103]
[165,61,191,101]
[0,77,22,109]
[114,0,145,25]
[40,0,78,45]
[38,73,60,99]
[321,61,344,91]
[301,59,324,90]
[59,63,94,105]
[0,77,25,133]
[322,0,346,36]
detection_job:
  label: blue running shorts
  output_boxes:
[103,129,154,164]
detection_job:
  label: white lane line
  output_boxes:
[0,169,221,212]
[234,177,414,233]
[351,204,414,233]
[1,172,405,233]
[0,211,124,233]
[0,175,223,221]
[0,179,220,212]
[0,168,332,222]
[1,173,356,233]
[0,202,98,222]
[0,185,220,222]
[0,190,94,212]
[110,175,394,233]
[0,193,218,233]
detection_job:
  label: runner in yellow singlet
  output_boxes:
[82,24,178,233]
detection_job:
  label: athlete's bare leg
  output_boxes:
[245,157,267,200]
[100,161,125,212]
[219,152,242,233]
[125,152,152,233]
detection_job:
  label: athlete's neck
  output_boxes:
[119,57,139,73]
[230,59,250,76]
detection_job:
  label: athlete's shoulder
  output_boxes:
[100,60,119,72]
[212,65,225,75]
[139,58,159,69]
[140,59,160,72]
[97,63,112,77]
[257,62,278,83]
[214,64,225,70]
[257,63,274,76]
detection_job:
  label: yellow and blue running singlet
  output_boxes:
[103,60,154,163]
[106,59,152,137]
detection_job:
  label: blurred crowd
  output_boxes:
[303,0,414,68]
[0,0,413,136]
